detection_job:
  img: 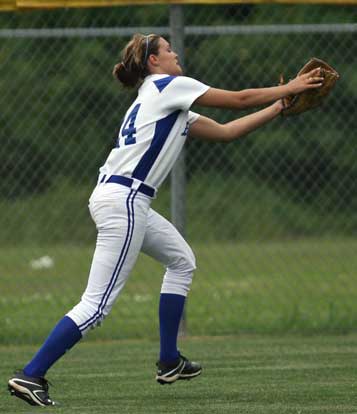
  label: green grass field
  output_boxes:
[2,334,357,413]
[1,239,357,344]
[2,201,357,412]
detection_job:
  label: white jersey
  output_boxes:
[99,74,209,190]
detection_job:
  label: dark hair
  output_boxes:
[113,33,161,88]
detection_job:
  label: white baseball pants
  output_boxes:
[67,182,196,335]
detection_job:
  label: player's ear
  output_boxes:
[147,54,160,67]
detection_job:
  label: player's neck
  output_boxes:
[149,68,170,76]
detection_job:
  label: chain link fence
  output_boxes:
[1,3,357,344]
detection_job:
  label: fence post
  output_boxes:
[169,4,187,335]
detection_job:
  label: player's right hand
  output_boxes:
[286,68,324,95]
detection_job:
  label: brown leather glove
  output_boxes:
[280,58,340,116]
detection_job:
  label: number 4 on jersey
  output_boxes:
[118,103,141,146]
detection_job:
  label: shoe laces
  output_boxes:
[39,378,49,392]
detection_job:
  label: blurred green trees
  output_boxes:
[1,4,356,242]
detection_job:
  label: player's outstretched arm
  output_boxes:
[189,100,283,143]
[195,68,323,110]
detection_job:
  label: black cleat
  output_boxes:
[156,354,202,385]
[8,370,56,407]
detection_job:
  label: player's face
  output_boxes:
[153,38,183,76]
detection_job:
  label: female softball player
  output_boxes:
[8,33,323,406]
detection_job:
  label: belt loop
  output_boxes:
[98,174,106,184]
[131,178,141,191]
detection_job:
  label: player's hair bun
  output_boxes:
[112,62,140,88]
[113,34,161,88]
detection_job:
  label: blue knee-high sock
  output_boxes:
[159,293,186,363]
[24,316,82,378]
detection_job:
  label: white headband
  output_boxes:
[143,35,150,64]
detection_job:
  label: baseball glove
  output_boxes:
[280,57,339,116]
